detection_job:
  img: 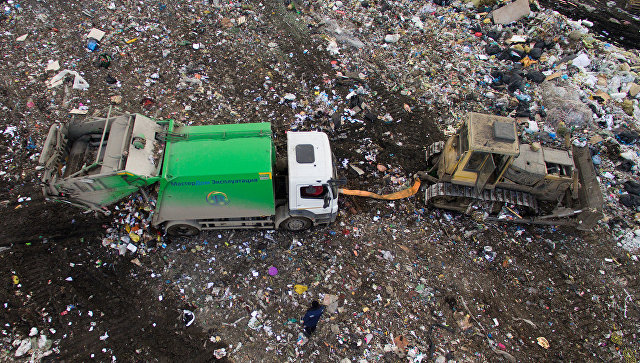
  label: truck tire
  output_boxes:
[167,224,200,237]
[281,217,312,232]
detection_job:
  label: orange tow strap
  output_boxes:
[340,177,421,200]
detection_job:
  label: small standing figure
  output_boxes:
[302,300,325,337]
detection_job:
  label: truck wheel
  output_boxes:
[167,224,200,237]
[281,217,312,232]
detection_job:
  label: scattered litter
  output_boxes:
[48,70,89,90]
[537,336,550,349]
[294,284,308,295]
[0,1,637,362]
[45,60,60,72]
[182,310,195,327]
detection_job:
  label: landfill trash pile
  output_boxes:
[304,0,640,252]
[0,327,56,361]
[0,0,639,362]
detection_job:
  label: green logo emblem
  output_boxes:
[206,191,229,205]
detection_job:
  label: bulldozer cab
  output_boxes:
[442,113,519,191]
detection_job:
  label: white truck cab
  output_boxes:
[280,131,340,230]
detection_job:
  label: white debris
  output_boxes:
[48,70,90,90]
[571,53,591,68]
[45,60,60,71]
[86,28,106,42]
[3,126,17,138]
[326,40,340,55]
[14,339,31,357]
[384,34,400,43]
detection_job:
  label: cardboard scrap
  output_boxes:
[393,335,408,351]
[16,34,28,42]
[545,72,562,81]
[87,28,106,41]
[492,0,530,25]
[45,60,60,72]
[594,90,611,102]
[597,74,608,87]
[590,134,604,144]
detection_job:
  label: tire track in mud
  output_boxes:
[0,236,229,361]
[507,228,640,361]
[0,185,108,247]
[365,78,443,173]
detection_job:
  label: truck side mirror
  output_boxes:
[327,178,345,200]
[328,178,347,186]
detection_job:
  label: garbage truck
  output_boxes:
[38,109,342,235]
[418,112,603,230]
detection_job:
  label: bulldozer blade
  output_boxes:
[572,146,604,230]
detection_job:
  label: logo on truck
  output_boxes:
[206,191,229,206]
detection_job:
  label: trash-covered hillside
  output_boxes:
[0,0,639,362]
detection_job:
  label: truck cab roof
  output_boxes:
[287,131,333,184]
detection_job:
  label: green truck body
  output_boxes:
[155,122,276,226]
[39,110,340,235]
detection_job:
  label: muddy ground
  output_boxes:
[1,0,639,362]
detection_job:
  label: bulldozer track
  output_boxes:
[425,141,445,165]
[425,182,538,211]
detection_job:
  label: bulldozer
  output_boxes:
[419,112,603,230]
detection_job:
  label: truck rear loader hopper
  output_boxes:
[39,109,163,213]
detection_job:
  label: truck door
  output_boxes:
[296,184,332,212]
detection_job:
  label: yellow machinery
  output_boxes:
[420,113,603,230]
